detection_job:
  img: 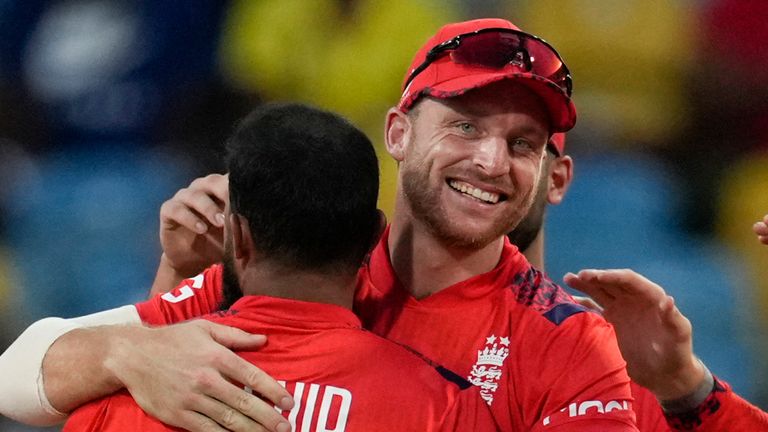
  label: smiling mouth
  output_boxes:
[448,179,505,204]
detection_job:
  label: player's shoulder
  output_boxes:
[505,264,590,326]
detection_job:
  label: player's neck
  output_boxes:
[521,229,545,270]
[388,209,505,300]
[239,264,355,310]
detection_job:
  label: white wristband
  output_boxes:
[0,305,140,426]
[0,317,82,425]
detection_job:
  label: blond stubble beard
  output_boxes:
[400,160,536,250]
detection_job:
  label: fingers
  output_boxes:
[571,295,604,314]
[176,411,231,432]
[216,349,294,411]
[186,393,267,432]
[161,199,214,234]
[199,322,294,412]
[580,269,665,297]
[579,269,643,293]
[202,377,290,432]
[565,269,669,310]
[563,272,616,307]
[754,216,768,244]
[191,173,229,203]
[199,321,268,351]
[162,174,229,233]
[660,296,693,338]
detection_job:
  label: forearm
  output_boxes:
[43,326,129,413]
[0,306,141,425]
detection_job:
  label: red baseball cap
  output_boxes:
[550,132,566,155]
[398,18,577,133]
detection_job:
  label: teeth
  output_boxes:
[449,180,500,204]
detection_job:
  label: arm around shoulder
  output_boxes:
[0,305,141,425]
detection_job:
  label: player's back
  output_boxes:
[64,295,497,432]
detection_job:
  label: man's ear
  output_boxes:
[385,107,411,162]
[547,155,574,205]
[229,213,253,263]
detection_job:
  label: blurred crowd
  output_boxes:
[0,0,766,430]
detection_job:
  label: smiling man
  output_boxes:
[352,34,634,426]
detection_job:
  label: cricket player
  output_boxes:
[61,102,497,431]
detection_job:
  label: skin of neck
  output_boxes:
[388,195,506,299]
[237,261,357,310]
[521,228,545,270]
[230,214,356,310]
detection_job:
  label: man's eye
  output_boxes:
[511,139,533,151]
[457,123,476,134]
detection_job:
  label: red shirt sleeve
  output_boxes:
[664,377,768,431]
[629,376,768,432]
[524,312,639,431]
[63,391,183,432]
[632,381,671,432]
[135,264,224,325]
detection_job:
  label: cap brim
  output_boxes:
[400,72,576,133]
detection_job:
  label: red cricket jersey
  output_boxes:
[128,230,767,431]
[354,228,637,431]
[66,294,499,431]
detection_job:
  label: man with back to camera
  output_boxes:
[61,102,498,431]
[3,16,764,430]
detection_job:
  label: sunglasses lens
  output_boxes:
[447,31,570,95]
[451,33,524,68]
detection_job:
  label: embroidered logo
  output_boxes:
[467,334,510,405]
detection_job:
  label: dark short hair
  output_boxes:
[226,103,380,273]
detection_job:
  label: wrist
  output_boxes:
[150,254,193,297]
[42,327,126,413]
[651,353,707,400]
[159,252,187,276]
[659,359,715,414]
[101,325,150,392]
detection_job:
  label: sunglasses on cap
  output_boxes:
[404,27,573,97]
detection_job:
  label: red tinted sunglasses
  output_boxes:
[404,28,573,97]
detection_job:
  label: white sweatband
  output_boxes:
[0,305,140,425]
[69,304,141,327]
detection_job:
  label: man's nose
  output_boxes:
[472,136,510,177]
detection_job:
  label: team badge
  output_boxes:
[467,334,510,405]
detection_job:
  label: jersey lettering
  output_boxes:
[160,273,205,303]
[542,399,631,426]
[255,381,352,432]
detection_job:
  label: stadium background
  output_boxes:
[0,0,766,430]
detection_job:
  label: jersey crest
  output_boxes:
[467,334,510,405]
